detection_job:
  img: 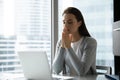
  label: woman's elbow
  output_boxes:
[52,64,62,74]
[76,67,88,76]
[53,68,61,74]
[78,71,87,76]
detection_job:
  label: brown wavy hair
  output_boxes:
[62,7,91,37]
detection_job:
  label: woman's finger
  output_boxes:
[69,34,72,41]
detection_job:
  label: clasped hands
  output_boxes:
[61,27,72,48]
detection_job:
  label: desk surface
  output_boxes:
[0,73,109,80]
[53,74,109,80]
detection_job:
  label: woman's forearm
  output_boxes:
[52,47,65,74]
[66,46,96,76]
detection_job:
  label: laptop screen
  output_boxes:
[18,51,52,80]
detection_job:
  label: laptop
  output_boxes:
[18,51,53,80]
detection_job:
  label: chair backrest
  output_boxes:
[96,65,112,75]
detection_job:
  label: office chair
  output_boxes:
[96,65,112,75]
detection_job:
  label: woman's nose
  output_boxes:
[64,23,69,28]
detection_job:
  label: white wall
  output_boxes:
[113,20,120,56]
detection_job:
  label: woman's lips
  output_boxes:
[67,29,69,31]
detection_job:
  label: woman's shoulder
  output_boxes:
[85,36,96,41]
[84,36,97,45]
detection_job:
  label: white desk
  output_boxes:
[0,73,109,80]
[53,74,109,80]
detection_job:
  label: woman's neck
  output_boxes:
[71,33,82,42]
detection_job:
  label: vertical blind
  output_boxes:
[0,0,51,73]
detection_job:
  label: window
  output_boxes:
[0,0,114,74]
[58,0,114,73]
[0,0,51,73]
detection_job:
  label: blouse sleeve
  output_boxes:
[52,40,66,74]
[66,37,97,76]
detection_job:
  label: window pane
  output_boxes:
[0,0,51,73]
[58,0,114,72]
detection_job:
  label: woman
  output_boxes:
[52,7,97,76]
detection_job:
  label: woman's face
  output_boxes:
[62,13,81,34]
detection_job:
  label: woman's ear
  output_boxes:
[78,21,82,27]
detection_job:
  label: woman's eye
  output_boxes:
[63,21,73,24]
[68,22,73,24]
[63,21,65,24]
